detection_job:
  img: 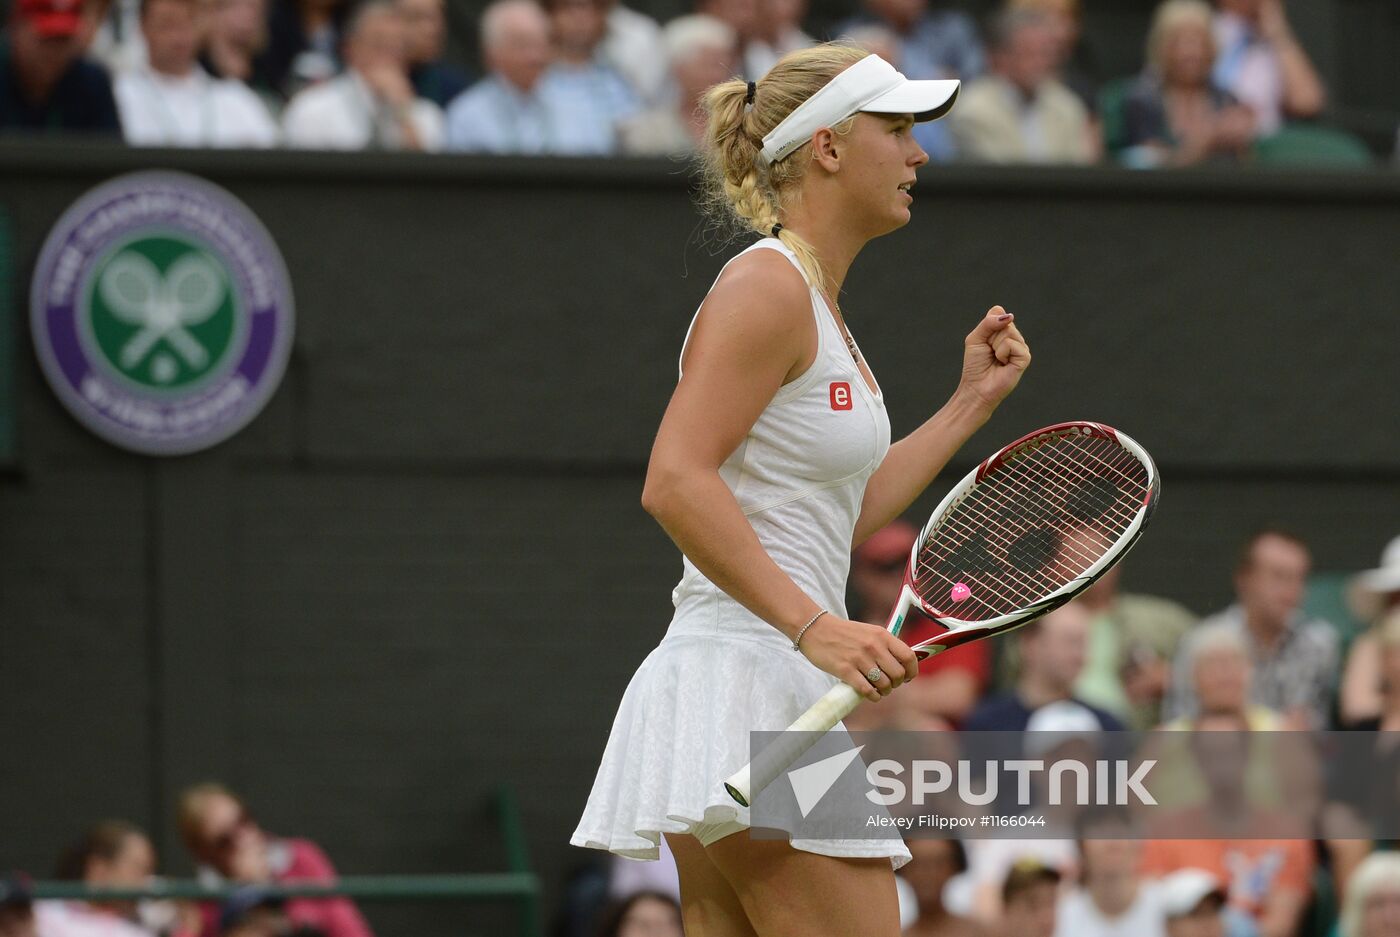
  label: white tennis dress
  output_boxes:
[571,238,910,869]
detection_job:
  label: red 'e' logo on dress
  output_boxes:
[829,382,852,411]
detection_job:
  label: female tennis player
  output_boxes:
[572,44,1031,936]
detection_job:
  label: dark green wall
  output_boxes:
[1,143,1398,935]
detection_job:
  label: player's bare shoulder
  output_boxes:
[709,247,811,324]
[683,247,814,375]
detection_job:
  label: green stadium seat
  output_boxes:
[1252,125,1375,168]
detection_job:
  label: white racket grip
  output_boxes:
[723,682,863,807]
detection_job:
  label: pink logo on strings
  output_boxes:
[949,583,972,603]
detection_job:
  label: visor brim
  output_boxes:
[861,79,961,123]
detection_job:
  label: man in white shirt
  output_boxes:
[282,0,444,150]
[948,9,1094,164]
[1054,810,1165,937]
[114,0,279,147]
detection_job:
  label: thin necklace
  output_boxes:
[827,293,861,364]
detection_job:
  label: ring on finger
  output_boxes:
[865,665,885,684]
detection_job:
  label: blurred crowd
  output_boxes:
[1,531,1398,937]
[0,784,373,937]
[556,528,1400,937]
[1,0,1393,165]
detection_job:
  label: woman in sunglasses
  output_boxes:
[177,783,373,937]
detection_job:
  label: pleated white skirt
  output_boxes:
[570,632,911,869]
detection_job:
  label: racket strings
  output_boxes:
[934,436,1147,592]
[994,443,1139,541]
[914,479,1123,614]
[913,433,1150,621]
[924,439,1129,588]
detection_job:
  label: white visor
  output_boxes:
[759,54,960,166]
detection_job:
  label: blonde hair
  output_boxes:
[1146,0,1216,73]
[700,43,867,298]
[1378,607,1400,648]
[176,781,244,854]
[1339,852,1400,937]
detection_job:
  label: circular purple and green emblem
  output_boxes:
[31,171,294,455]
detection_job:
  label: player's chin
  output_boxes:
[879,205,913,235]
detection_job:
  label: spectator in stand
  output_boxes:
[1071,565,1196,730]
[1161,623,1284,730]
[90,0,146,74]
[1211,0,1324,138]
[842,22,898,65]
[394,0,468,108]
[1006,0,1097,114]
[1165,527,1338,730]
[901,839,988,937]
[1344,610,1400,736]
[0,876,36,937]
[39,819,199,937]
[592,890,683,937]
[964,602,1125,733]
[1339,535,1400,726]
[618,14,735,157]
[848,522,990,724]
[947,9,1094,165]
[115,0,278,146]
[843,22,954,162]
[837,0,982,83]
[1055,809,1166,937]
[1329,610,1400,832]
[1158,869,1258,937]
[444,0,562,153]
[538,0,639,153]
[1107,0,1255,168]
[177,782,373,937]
[999,860,1060,937]
[743,0,812,79]
[254,0,350,99]
[956,702,1095,924]
[199,0,270,90]
[1140,719,1313,937]
[0,0,122,135]
[218,888,328,937]
[598,0,665,105]
[694,0,761,79]
[1339,853,1400,937]
[282,0,443,149]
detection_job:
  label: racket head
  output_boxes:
[898,422,1159,657]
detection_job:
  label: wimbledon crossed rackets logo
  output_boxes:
[91,238,235,388]
[31,172,294,456]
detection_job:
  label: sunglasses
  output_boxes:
[205,810,255,855]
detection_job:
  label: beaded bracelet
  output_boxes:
[792,609,829,652]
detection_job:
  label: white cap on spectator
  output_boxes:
[1349,535,1400,621]
[662,15,735,67]
[1158,869,1228,918]
[760,54,958,165]
[1023,700,1101,759]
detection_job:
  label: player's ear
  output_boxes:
[812,128,841,172]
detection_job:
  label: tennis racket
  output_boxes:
[723,421,1160,807]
